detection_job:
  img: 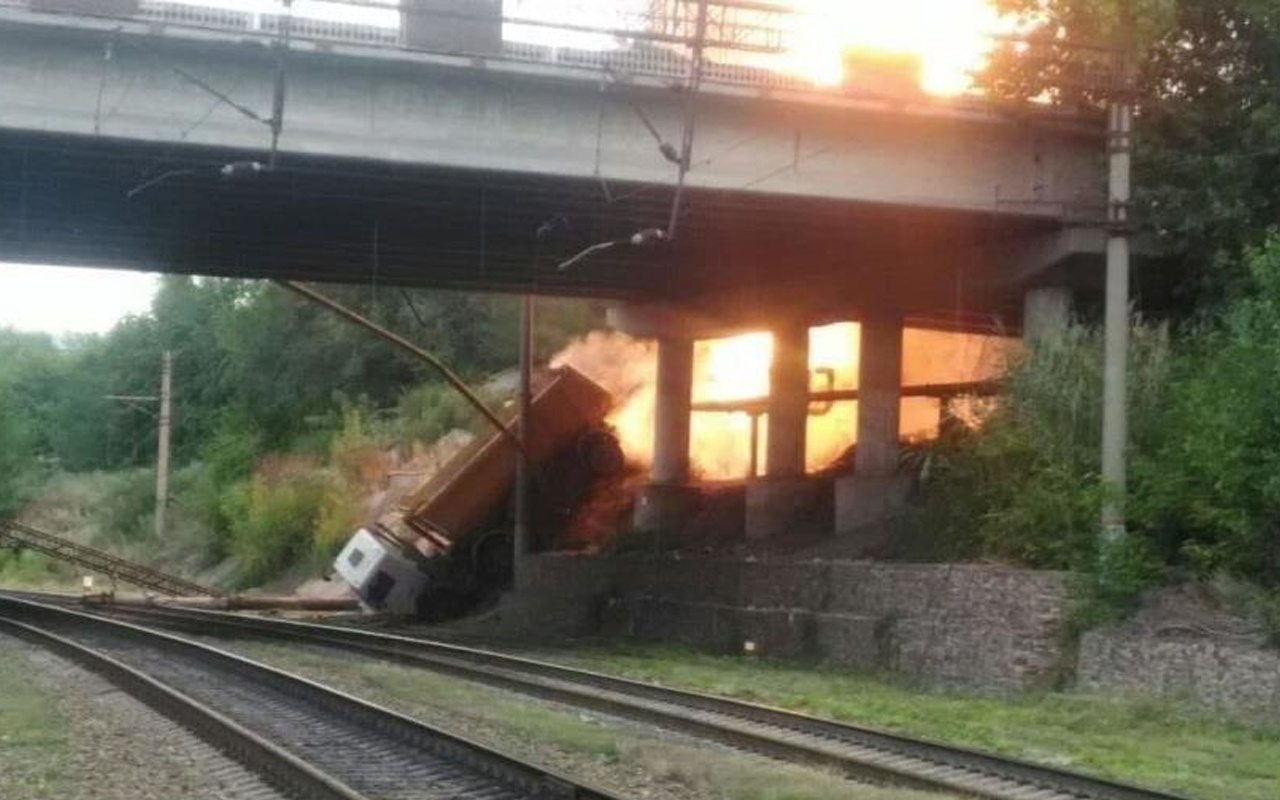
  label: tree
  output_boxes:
[0,330,59,513]
[985,0,1280,307]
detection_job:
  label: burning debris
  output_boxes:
[333,322,1012,619]
[553,324,1013,481]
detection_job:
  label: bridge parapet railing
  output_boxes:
[4,0,972,103]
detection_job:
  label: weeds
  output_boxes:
[0,647,69,799]
[906,236,1280,625]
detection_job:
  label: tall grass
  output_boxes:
[906,323,1172,571]
[906,234,1280,625]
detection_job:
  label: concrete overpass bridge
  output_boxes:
[0,0,1107,539]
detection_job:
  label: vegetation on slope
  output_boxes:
[895,0,1280,622]
[0,278,599,588]
[906,237,1280,630]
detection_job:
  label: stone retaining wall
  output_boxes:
[501,554,1071,693]
[1078,631,1280,718]
[468,556,1280,710]
[1075,588,1280,719]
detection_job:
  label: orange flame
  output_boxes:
[553,324,1011,482]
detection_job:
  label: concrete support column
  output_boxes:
[747,320,823,540]
[1023,285,1073,345]
[855,314,903,478]
[836,313,907,548]
[765,319,810,478]
[651,336,694,484]
[635,336,698,534]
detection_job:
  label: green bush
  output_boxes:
[907,323,1171,571]
[1134,237,1280,585]
[222,472,329,588]
[0,549,66,587]
[397,382,486,445]
[183,422,262,558]
[1208,573,1280,648]
[97,468,158,543]
[0,384,36,517]
[907,233,1280,625]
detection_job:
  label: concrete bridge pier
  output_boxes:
[633,335,699,534]
[609,303,704,536]
[836,313,909,547]
[745,319,822,540]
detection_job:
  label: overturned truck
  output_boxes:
[334,366,622,618]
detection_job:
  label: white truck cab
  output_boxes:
[333,528,428,616]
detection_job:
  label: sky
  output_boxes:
[0,264,158,336]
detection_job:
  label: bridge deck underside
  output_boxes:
[0,133,1055,326]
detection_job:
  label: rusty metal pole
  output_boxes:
[274,280,525,455]
[513,294,534,588]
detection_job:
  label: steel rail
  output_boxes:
[31,592,1195,800]
[0,594,625,800]
[0,615,366,800]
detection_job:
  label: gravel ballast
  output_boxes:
[0,632,286,800]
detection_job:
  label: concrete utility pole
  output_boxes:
[154,350,173,540]
[1101,16,1135,541]
[105,350,173,539]
[513,295,534,587]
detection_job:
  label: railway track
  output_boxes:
[10,590,1194,800]
[0,594,622,800]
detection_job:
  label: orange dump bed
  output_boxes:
[375,366,613,551]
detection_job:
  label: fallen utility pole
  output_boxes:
[0,519,215,597]
[274,280,527,459]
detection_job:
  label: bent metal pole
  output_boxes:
[274,280,528,460]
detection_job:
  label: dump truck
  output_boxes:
[334,365,622,618]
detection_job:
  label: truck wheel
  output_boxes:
[578,428,625,477]
[472,529,513,587]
